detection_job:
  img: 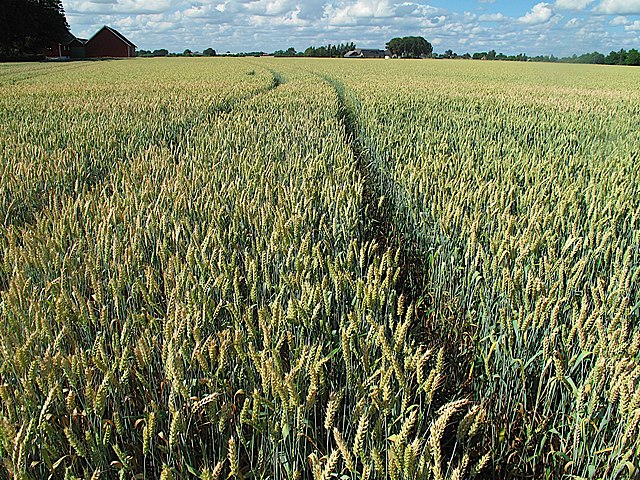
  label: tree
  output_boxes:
[606,49,626,65]
[152,49,169,57]
[386,36,433,58]
[564,51,605,64]
[183,49,192,56]
[0,0,70,56]
[273,47,297,57]
[203,48,216,56]
[303,43,355,57]
[626,49,640,66]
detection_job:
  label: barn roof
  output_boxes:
[344,48,387,58]
[67,37,87,46]
[60,32,77,45]
[88,26,136,48]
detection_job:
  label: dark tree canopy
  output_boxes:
[273,47,298,57]
[386,36,433,58]
[203,48,216,57]
[605,48,640,66]
[303,43,356,58]
[0,0,70,56]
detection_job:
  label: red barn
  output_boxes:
[67,38,88,58]
[41,32,76,58]
[85,26,136,58]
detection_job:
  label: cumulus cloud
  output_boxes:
[324,1,395,26]
[624,19,640,29]
[610,15,629,24]
[65,0,180,14]
[595,0,640,14]
[478,12,508,21]
[555,0,593,9]
[519,3,554,24]
[63,0,640,56]
[245,0,302,16]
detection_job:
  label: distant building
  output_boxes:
[44,26,135,59]
[67,37,88,59]
[344,49,388,58]
[85,26,136,58]
[42,32,76,57]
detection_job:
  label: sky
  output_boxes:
[63,0,640,55]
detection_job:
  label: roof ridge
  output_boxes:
[86,25,136,48]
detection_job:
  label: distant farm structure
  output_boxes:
[344,49,389,58]
[45,26,136,59]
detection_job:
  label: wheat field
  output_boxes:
[0,57,639,479]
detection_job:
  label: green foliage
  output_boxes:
[627,48,640,66]
[442,48,640,66]
[303,43,356,58]
[273,47,298,57]
[386,36,433,58]
[0,0,70,56]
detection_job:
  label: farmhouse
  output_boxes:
[46,26,136,59]
[344,49,388,58]
[85,26,136,58]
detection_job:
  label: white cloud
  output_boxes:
[519,3,554,24]
[610,15,629,24]
[245,0,299,16]
[478,12,508,21]
[624,20,640,29]
[181,5,225,19]
[66,0,179,14]
[554,0,593,9]
[63,0,640,56]
[323,1,396,26]
[596,0,640,14]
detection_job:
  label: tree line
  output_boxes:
[272,37,434,58]
[137,48,217,57]
[559,49,640,66]
[0,0,69,57]
[436,48,640,66]
[303,43,356,58]
[273,43,356,57]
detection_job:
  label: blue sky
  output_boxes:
[63,0,640,55]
